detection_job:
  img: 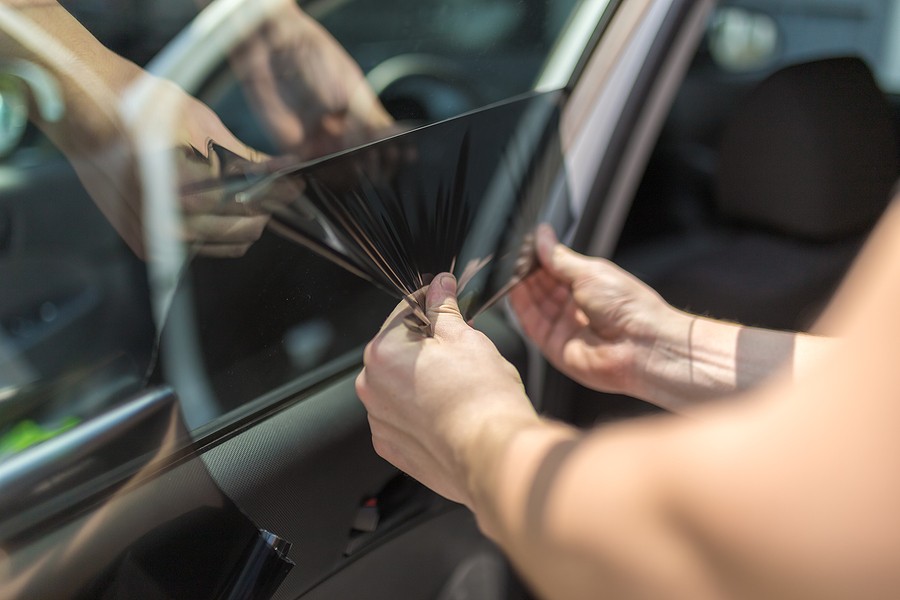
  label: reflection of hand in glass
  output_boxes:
[231,1,394,159]
[1,1,272,258]
[139,82,274,258]
[90,77,274,259]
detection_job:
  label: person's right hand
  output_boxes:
[509,225,686,400]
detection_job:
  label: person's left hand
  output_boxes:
[356,273,538,508]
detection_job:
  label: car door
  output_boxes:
[0,0,713,598]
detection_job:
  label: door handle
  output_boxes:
[344,474,438,556]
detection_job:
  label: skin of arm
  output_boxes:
[357,200,900,598]
[508,225,835,413]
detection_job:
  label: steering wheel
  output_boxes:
[366,53,487,124]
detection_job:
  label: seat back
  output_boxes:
[619,57,899,330]
[715,56,899,241]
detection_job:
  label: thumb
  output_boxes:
[425,273,467,337]
[536,223,593,284]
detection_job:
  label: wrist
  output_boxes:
[620,303,688,399]
[466,417,580,543]
[628,306,705,411]
[637,310,753,412]
[459,394,538,507]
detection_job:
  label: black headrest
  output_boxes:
[716,57,899,241]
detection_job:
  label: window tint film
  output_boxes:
[161,90,572,420]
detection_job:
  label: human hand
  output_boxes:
[356,273,539,508]
[509,225,687,400]
[231,1,394,159]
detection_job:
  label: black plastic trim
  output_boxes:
[565,0,625,92]
[572,0,699,253]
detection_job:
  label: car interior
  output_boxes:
[0,1,579,597]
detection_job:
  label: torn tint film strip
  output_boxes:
[218,90,574,333]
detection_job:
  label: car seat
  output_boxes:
[618,56,899,331]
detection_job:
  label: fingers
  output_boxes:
[193,242,254,258]
[182,214,269,243]
[368,273,468,356]
[535,223,594,285]
[425,273,469,339]
[377,291,422,336]
[510,269,569,319]
[179,213,270,258]
[509,280,551,343]
[510,274,582,347]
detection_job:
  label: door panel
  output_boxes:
[299,510,506,600]
[194,302,529,599]
[203,375,400,597]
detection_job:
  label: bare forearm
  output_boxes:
[466,416,719,599]
[466,419,600,599]
[632,309,835,412]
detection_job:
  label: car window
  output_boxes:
[0,0,594,450]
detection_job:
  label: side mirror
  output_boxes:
[0,75,28,158]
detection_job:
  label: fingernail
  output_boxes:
[537,226,554,258]
[439,273,456,292]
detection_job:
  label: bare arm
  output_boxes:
[509,226,837,412]
[358,199,900,599]
[638,307,836,410]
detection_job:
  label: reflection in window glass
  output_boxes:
[177,0,584,421]
[315,0,580,123]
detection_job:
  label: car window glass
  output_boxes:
[0,0,589,453]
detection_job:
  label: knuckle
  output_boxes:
[362,339,377,365]
[370,433,389,459]
[354,370,367,398]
